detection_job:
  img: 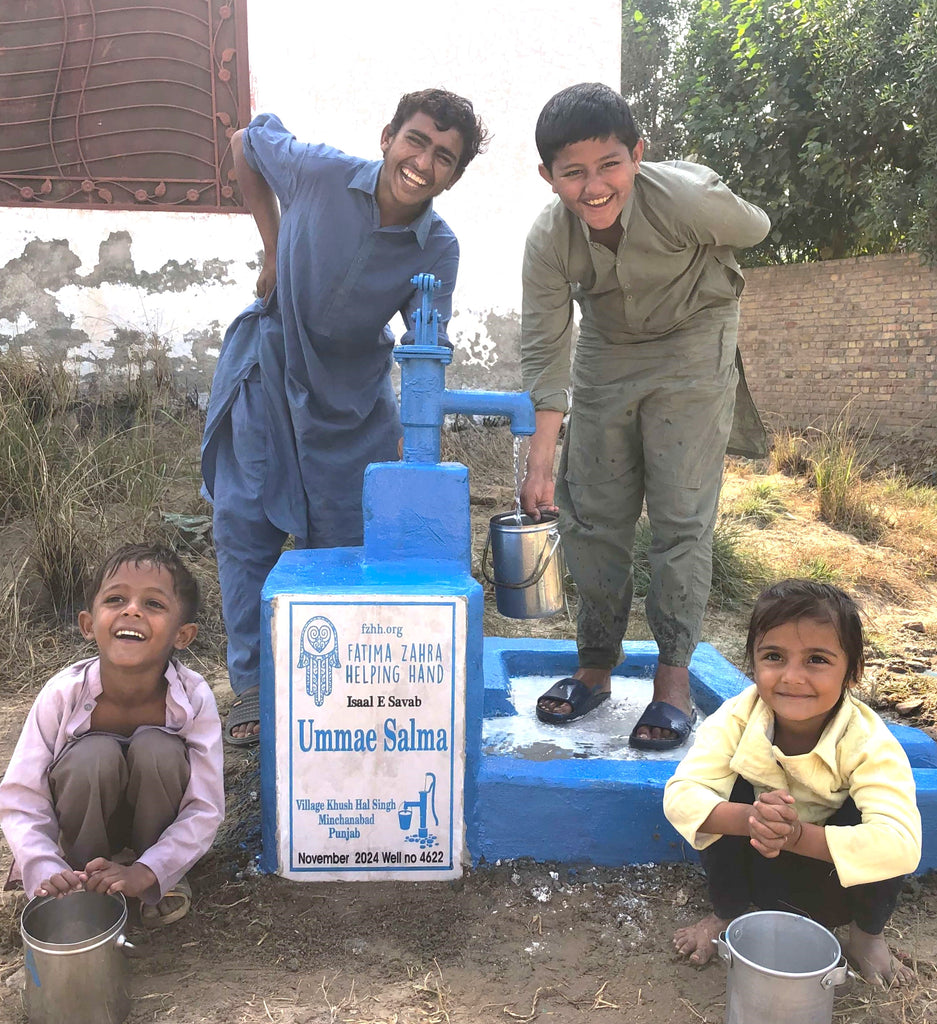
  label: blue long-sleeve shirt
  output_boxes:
[202,113,460,544]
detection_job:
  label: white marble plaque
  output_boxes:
[271,594,467,880]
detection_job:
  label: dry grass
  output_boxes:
[721,479,788,526]
[0,354,218,692]
[0,358,933,697]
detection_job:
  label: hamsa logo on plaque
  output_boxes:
[297,615,341,705]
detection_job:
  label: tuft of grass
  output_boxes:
[796,555,840,583]
[769,414,890,541]
[772,407,889,542]
[727,480,787,526]
[810,420,887,541]
[632,516,771,609]
[709,518,775,607]
[770,428,811,476]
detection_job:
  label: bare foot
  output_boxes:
[229,686,260,741]
[673,913,730,965]
[633,663,692,743]
[536,667,611,717]
[843,923,915,988]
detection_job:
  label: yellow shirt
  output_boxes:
[663,686,922,888]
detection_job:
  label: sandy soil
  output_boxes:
[1,454,937,1022]
[1,615,936,1024]
[0,824,935,1024]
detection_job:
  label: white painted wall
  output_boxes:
[0,0,620,383]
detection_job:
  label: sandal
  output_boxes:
[141,875,191,929]
[629,701,696,751]
[535,677,611,725]
[224,690,260,747]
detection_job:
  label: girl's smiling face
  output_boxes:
[79,561,196,673]
[753,617,850,736]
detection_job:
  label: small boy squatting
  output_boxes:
[0,544,224,928]
[664,579,921,987]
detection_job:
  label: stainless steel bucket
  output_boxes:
[717,911,849,1024]
[482,511,565,618]
[21,890,134,1024]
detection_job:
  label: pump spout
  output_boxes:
[394,273,536,464]
[441,388,535,438]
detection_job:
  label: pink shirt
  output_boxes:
[0,657,224,902]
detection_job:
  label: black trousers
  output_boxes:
[699,777,903,935]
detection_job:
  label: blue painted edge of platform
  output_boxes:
[475,637,937,873]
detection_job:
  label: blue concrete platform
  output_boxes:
[473,638,937,871]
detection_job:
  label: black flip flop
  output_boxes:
[628,700,696,751]
[535,677,611,725]
[224,690,261,748]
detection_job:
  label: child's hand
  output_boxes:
[35,869,87,898]
[83,858,158,900]
[749,789,802,858]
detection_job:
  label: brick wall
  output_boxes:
[737,254,937,441]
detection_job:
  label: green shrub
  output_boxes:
[728,480,787,526]
[632,516,771,608]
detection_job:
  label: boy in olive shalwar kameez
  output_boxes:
[520,84,770,748]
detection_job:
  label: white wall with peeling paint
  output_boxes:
[0,1,620,387]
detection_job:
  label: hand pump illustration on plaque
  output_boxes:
[398,772,438,848]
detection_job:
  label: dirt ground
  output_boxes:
[0,617,936,1024]
[1,451,937,1022]
[0,788,935,1024]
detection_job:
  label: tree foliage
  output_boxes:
[621,0,684,159]
[622,0,937,263]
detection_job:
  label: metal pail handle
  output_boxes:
[715,935,851,988]
[116,933,142,958]
[481,527,562,590]
[820,956,851,989]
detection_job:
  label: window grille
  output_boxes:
[0,0,250,212]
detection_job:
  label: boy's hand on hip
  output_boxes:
[35,869,87,898]
[83,858,158,900]
[256,263,276,302]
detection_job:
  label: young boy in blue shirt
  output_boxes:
[202,90,488,745]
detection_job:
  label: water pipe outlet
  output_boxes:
[395,274,535,463]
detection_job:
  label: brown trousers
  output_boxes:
[49,731,189,870]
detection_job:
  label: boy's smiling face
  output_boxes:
[377,111,465,222]
[79,560,197,674]
[541,135,644,233]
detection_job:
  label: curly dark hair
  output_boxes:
[387,88,489,174]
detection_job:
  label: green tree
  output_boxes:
[650,0,935,263]
[621,0,684,158]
